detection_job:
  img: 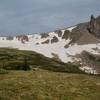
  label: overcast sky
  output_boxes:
[0,0,100,36]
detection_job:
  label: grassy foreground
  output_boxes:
[0,69,100,100]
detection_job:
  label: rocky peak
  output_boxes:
[87,15,100,37]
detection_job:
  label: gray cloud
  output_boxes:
[0,0,100,36]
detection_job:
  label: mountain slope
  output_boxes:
[0,15,100,74]
[0,48,83,73]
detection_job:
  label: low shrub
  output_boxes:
[0,68,8,74]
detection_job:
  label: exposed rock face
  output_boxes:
[76,33,99,45]
[96,15,100,25]
[55,30,62,37]
[88,15,96,33]
[63,23,96,47]
[51,36,59,43]
[64,44,69,48]
[64,15,100,46]
[80,51,100,74]
[73,23,88,34]
[62,30,70,40]
[41,33,49,38]
[62,22,93,46]
[16,35,29,43]
[87,15,100,38]
[41,39,49,44]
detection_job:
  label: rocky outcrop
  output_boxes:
[16,35,29,43]
[41,39,49,44]
[80,51,100,74]
[51,36,59,43]
[55,30,62,37]
[64,15,100,46]
[62,30,70,40]
[87,15,100,38]
[41,33,49,38]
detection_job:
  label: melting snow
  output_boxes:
[0,31,100,63]
[79,66,98,74]
[67,26,76,32]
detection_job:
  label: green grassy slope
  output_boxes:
[0,48,83,73]
[0,70,100,100]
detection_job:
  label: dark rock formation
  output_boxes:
[87,15,100,37]
[51,36,59,43]
[16,35,29,43]
[62,30,70,40]
[72,23,88,34]
[42,39,49,44]
[64,44,69,48]
[41,33,49,38]
[55,30,62,37]
[64,15,100,47]
[80,51,100,74]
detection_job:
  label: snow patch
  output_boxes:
[67,26,76,32]
[80,66,98,74]
[0,32,100,64]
